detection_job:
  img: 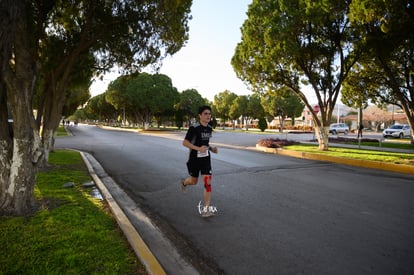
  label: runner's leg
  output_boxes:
[183,160,199,186]
[183,176,198,186]
[202,174,212,207]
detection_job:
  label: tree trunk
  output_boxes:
[0,85,13,211]
[279,116,284,133]
[394,89,414,145]
[0,0,42,216]
[39,128,55,167]
[39,84,66,167]
[0,78,42,215]
[314,126,329,151]
[0,128,41,215]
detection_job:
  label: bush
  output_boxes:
[258,117,268,132]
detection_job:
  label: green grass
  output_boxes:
[56,125,68,136]
[0,150,146,274]
[285,144,414,165]
[350,140,414,150]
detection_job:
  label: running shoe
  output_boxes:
[201,208,215,218]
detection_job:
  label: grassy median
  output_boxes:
[284,144,414,165]
[0,150,146,274]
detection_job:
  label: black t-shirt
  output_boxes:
[184,122,213,160]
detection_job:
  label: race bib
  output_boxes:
[197,150,209,158]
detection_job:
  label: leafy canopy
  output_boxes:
[232,0,362,150]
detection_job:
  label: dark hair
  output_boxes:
[198,105,211,115]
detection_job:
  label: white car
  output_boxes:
[329,123,349,135]
[382,124,411,138]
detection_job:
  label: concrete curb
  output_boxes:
[80,152,166,275]
[256,145,414,175]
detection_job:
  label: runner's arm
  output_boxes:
[183,139,208,153]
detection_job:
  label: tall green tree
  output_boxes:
[227,94,265,130]
[282,91,304,126]
[229,95,248,129]
[213,90,237,127]
[0,0,192,216]
[106,74,133,124]
[261,87,304,132]
[175,89,207,126]
[232,0,362,150]
[246,94,265,121]
[62,86,91,120]
[344,0,414,143]
[125,73,178,128]
[340,63,371,110]
[86,93,118,122]
[151,74,180,127]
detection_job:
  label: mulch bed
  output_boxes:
[258,137,380,148]
[257,138,299,148]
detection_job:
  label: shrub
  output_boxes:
[258,117,268,132]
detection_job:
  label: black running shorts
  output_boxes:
[186,157,212,177]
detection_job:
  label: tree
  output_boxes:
[33,49,95,166]
[213,90,237,128]
[106,74,134,124]
[364,105,389,132]
[105,74,180,130]
[1,1,42,216]
[61,86,91,120]
[175,89,207,126]
[261,87,304,132]
[246,94,265,122]
[229,95,248,129]
[341,63,371,110]
[150,74,180,127]
[37,56,93,165]
[0,0,192,216]
[232,0,362,150]
[68,108,89,123]
[86,93,118,122]
[281,90,304,126]
[344,0,414,143]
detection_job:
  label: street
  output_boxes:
[56,125,414,275]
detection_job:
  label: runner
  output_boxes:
[181,105,218,217]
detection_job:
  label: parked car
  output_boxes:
[382,124,411,138]
[329,123,349,135]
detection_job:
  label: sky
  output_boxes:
[90,0,252,101]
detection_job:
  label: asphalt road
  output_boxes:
[56,125,414,275]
